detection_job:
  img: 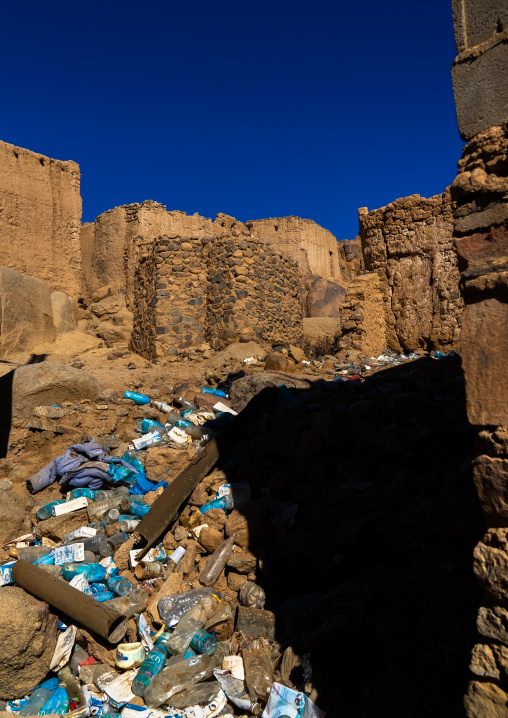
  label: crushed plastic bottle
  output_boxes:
[239,581,266,609]
[144,654,215,708]
[167,595,219,656]
[157,587,218,627]
[105,587,149,618]
[199,535,236,587]
[39,684,69,715]
[61,562,107,583]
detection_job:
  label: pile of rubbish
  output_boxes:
[0,354,484,716]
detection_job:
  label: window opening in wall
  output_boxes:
[274,226,278,232]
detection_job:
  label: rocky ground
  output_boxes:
[0,342,485,717]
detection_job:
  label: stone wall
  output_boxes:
[0,140,83,297]
[336,273,387,358]
[247,216,342,282]
[128,220,303,359]
[452,0,508,141]
[338,237,364,281]
[359,191,463,353]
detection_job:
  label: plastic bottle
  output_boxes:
[94,591,115,602]
[199,495,233,513]
[70,646,90,674]
[167,595,219,655]
[239,581,266,609]
[39,684,69,715]
[164,545,185,574]
[87,496,130,522]
[199,535,236,587]
[202,387,227,398]
[176,397,198,412]
[157,587,218,627]
[81,534,113,557]
[152,400,174,413]
[107,531,130,549]
[104,587,149,617]
[129,500,150,518]
[68,488,96,500]
[119,518,139,533]
[135,418,164,433]
[36,500,65,521]
[79,662,115,687]
[165,414,191,428]
[107,575,135,597]
[94,489,114,501]
[102,508,120,525]
[168,681,221,710]
[19,678,58,716]
[189,629,217,656]
[242,645,273,702]
[11,545,52,561]
[61,562,107,583]
[124,391,151,405]
[144,654,215,708]
[131,635,169,697]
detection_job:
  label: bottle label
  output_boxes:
[54,543,85,565]
[52,497,89,516]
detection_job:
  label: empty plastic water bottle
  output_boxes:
[61,562,107,583]
[202,387,227,398]
[199,535,236,587]
[200,495,233,513]
[11,545,53,562]
[124,391,151,405]
[131,635,169,697]
[81,534,113,557]
[39,684,69,715]
[88,496,130,522]
[152,399,174,413]
[107,532,130,549]
[19,678,59,716]
[68,488,96,500]
[167,595,219,655]
[135,418,164,433]
[36,500,65,521]
[119,518,139,533]
[105,587,149,617]
[144,655,215,708]
[108,575,135,597]
[70,646,89,674]
[158,587,218,627]
[176,397,198,412]
[129,500,150,518]
[190,629,217,656]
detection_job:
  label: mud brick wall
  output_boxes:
[359,191,463,353]
[206,234,303,349]
[337,237,364,282]
[247,216,342,282]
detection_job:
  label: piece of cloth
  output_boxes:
[26,441,137,494]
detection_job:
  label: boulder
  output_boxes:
[0,587,58,699]
[229,372,311,412]
[50,292,78,334]
[0,267,56,358]
[90,294,125,319]
[12,361,103,422]
[207,341,266,367]
[464,681,508,718]
[35,331,102,358]
[95,321,132,344]
[302,274,346,318]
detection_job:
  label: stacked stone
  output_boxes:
[359,191,463,353]
[336,273,386,358]
[337,237,364,281]
[150,233,210,358]
[130,237,157,359]
[206,229,303,349]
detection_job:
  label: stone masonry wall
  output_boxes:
[247,216,342,282]
[128,218,303,359]
[359,191,463,353]
[0,140,83,297]
[337,237,364,281]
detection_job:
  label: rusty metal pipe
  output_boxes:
[11,560,127,643]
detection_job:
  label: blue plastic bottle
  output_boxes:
[202,387,227,398]
[36,500,65,521]
[124,391,151,405]
[68,488,96,500]
[129,500,150,518]
[108,575,135,596]
[61,562,107,582]
[200,495,233,513]
[39,685,69,715]
[19,678,59,716]
[190,629,217,655]
[131,638,168,697]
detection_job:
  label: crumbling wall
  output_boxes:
[337,237,364,281]
[336,273,387,358]
[247,216,341,282]
[450,2,508,715]
[129,219,303,359]
[85,201,215,299]
[206,230,303,350]
[0,140,83,297]
[359,191,463,353]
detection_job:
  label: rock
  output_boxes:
[207,341,266,367]
[95,321,132,344]
[236,606,275,638]
[0,267,56,358]
[144,446,191,486]
[203,509,227,531]
[470,644,501,680]
[464,681,508,718]
[473,529,508,602]
[302,274,346,318]
[50,291,78,334]
[34,508,89,543]
[229,372,310,413]
[198,527,224,553]
[288,345,305,363]
[477,606,508,644]
[36,331,102,358]
[0,491,33,544]
[75,627,116,667]
[227,551,257,574]
[0,587,58,699]
[90,294,125,318]
[473,455,508,526]
[12,361,103,422]
[265,353,289,372]
[91,285,115,304]
[227,572,248,591]
[113,537,136,571]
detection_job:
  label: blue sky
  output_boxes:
[0,1,462,239]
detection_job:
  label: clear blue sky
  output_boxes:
[0,0,462,240]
